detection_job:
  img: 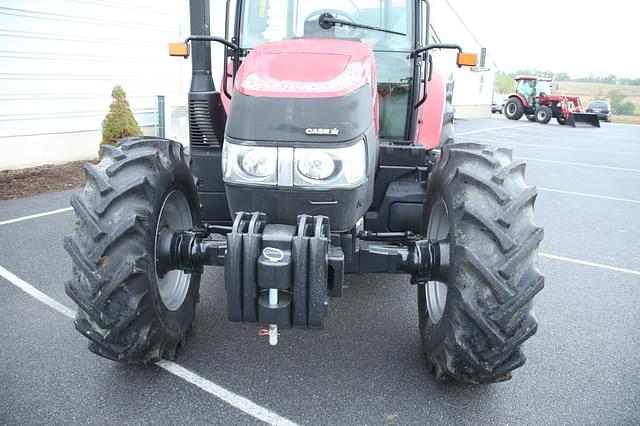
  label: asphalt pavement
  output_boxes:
[1,115,639,425]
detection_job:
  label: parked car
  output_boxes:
[492,94,507,113]
[586,100,612,122]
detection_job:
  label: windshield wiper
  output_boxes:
[319,13,406,37]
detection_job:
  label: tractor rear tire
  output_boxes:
[419,143,544,384]
[535,106,552,124]
[526,114,536,122]
[439,81,456,147]
[64,137,201,364]
[504,98,524,120]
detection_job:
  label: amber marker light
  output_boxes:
[169,42,190,58]
[457,52,478,67]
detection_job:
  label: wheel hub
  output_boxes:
[425,197,449,324]
[155,190,193,311]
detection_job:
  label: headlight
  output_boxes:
[296,151,335,180]
[242,148,277,177]
[294,140,366,188]
[223,142,278,186]
[223,139,366,189]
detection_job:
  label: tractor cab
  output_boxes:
[514,75,552,107]
[232,0,423,141]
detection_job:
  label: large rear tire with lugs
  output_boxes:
[64,137,201,364]
[504,98,524,120]
[419,143,544,383]
[439,81,456,147]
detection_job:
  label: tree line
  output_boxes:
[496,70,640,86]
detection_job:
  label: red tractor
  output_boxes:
[504,75,600,127]
[64,0,544,384]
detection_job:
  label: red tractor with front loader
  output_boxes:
[65,0,544,384]
[504,75,600,127]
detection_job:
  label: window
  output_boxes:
[238,0,415,140]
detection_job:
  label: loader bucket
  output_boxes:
[567,113,600,127]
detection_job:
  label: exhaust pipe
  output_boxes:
[189,0,213,93]
[188,0,226,145]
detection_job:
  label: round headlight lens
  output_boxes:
[241,149,277,178]
[297,151,335,180]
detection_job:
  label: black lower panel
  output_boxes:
[190,145,231,225]
[225,182,371,233]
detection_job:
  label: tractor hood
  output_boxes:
[226,39,378,144]
[235,39,376,99]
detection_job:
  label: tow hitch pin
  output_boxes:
[258,288,279,346]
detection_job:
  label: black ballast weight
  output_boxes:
[225,212,340,329]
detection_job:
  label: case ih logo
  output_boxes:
[305,128,340,136]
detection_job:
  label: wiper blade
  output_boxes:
[319,13,406,37]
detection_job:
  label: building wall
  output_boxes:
[451,66,495,118]
[0,0,192,170]
[429,0,494,118]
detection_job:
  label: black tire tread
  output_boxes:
[420,142,544,384]
[438,81,456,147]
[504,97,524,120]
[535,106,553,124]
[65,137,200,364]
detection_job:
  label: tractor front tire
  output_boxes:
[504,98,524,120]
[439,81,456,147]
[64,137,201,364]
[419,143,544,383]
[535,106,552,124]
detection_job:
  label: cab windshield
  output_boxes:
[240,0,412,50]
[238,0,416,140]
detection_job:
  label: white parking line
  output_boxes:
[539,253,640,276]
[0,207,73,226]
[515,157,640,173]
[456,138,640,157]
[0,265,76,318]
[157,361,298,426]
[457,123,535,136]
[0,266,299,426]
[538,187,640,204]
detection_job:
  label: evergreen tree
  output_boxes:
[101,85,142,145]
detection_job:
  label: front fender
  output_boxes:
[508,93,528,108]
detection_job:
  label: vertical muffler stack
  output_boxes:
[188,0,226,145]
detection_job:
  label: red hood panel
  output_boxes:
[235,39,376,98]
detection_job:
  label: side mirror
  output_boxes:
[456,52,478,67]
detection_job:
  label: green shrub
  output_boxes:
[614,101,636,115]
[101,85,142,146]
[495,75,516,94]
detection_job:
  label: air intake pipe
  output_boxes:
[188,0,226,146]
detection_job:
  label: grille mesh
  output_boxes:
[189,99,219,146]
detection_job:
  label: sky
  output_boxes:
[431,0,640,78]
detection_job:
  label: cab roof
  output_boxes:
[515,75,553,81]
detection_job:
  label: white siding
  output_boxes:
[430,0,494,117]
[0,0,192,169]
